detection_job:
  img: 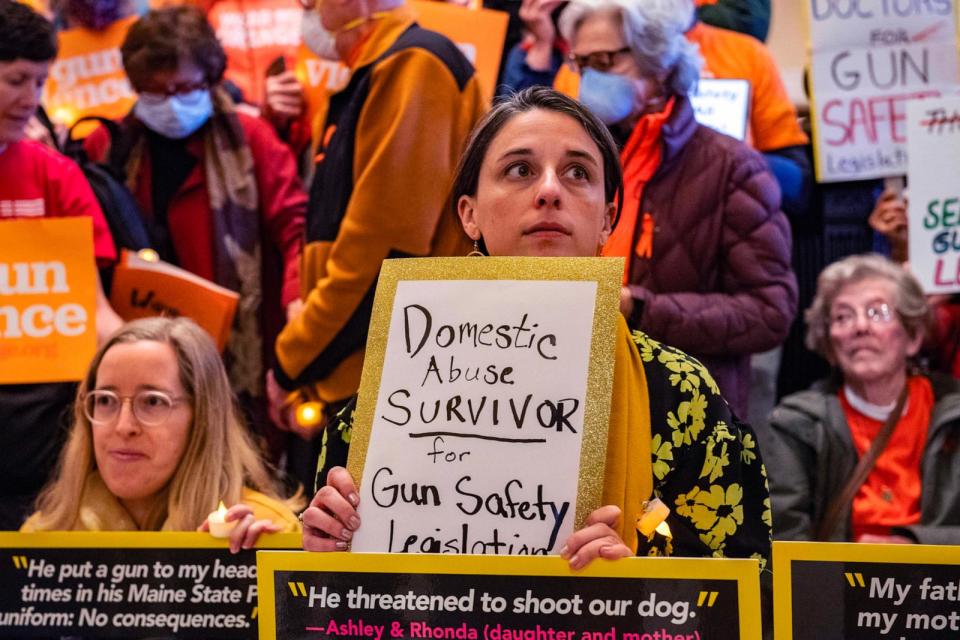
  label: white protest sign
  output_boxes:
[808,0,956,52]
[690,78,751,141]
[807,0,960,182]
[907,95,960,293]
[347,258,620,555]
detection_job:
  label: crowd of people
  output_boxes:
[1,0,957,595]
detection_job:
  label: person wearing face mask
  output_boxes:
[83,6,307,460]
[558,0,797,421]
[503,0,809,222]
[42,0,139,135]
[269,0,486,492]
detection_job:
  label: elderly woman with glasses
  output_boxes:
[767,254,960,545]
[21,318,302,552]
[556,0,796,419]
[83,7,306,450]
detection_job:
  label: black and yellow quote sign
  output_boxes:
[774,541,960,640]
[0,532,300,638]
[257,552,761,640]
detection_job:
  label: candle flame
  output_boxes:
[50,107,77,126]
[296,402,322,428]
[217,501,227,517]
[137,248,160,263]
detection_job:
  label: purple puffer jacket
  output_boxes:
[623,95,798,418]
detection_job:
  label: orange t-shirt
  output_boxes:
[840,376,934,540]
[206,0,303,105]
[554,22,808,152]
[42,15,138,136]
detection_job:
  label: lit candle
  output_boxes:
[137,248,160,263]
[637,498,671,537]
[295,401,323,430]
[207,501,236,538]
[50,107,77,127]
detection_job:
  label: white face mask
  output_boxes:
[134,89,213,139]
[301,10,339,61]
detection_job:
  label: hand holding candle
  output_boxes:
[206,501,236,538]
[199,502,286,553]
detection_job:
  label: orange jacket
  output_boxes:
[274,10,484,403]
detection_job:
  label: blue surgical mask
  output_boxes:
[134,89,213,140]
[578,68,636,126]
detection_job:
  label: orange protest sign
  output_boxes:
[43,16,138,137]
[412,0,508,104]
[207,0,303,105]
[0,218,97,383]
[109,250,239,351]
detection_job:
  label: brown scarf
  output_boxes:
[117,87,263,397]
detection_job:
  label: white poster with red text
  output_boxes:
[907,95,960,293]
[807,0,960,182]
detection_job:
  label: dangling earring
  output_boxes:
[467,239,485,257]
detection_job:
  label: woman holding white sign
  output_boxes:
[22,317,303,552]
[302,87,772,568]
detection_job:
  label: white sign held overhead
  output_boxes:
[808,0,955,52]
[907,95,960,294]
[806,0,960,182]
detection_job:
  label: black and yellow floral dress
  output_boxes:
[316,317,771,569]
[632,327,771,568]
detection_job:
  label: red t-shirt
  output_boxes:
[841,376,934,540]
[0,140,116,264]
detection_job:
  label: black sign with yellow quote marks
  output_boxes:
[0,532,301,638]
[257,552,762,640]
[774,541,960,640]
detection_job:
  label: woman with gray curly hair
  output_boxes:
[768,254,960,545]
[555,0,796,420]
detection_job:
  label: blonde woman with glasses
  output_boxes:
[22,318,302,552]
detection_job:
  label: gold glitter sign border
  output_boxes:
[346,256,622,532]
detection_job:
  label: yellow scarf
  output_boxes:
[602,315,654,553]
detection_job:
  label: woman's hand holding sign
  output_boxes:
[303,466,629,569]
[560,505,632,570]
[302,466,362,552]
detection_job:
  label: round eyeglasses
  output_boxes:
[568,47,631,73]
[829,302,895,331]
[83,390,188,426]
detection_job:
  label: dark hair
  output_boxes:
[451,86,624,228]
[120,6,226,90]
[0,0,57,63]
